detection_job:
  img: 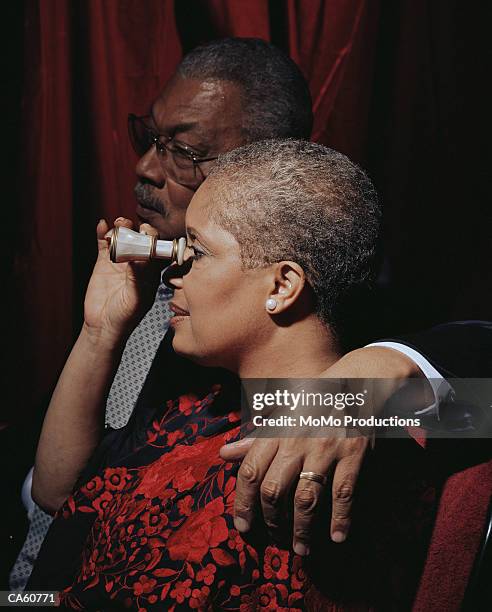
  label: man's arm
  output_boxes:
[380,321,492,378]
[221,321,492,553]
[222,345,425,554]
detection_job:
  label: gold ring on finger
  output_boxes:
[299,471,327,486]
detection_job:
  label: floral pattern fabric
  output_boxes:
[47,386,312,610]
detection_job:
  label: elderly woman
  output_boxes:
[29,140,385,609]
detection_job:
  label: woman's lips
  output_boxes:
[170,303,190,316]
[169,302,190,327]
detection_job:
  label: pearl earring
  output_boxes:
[266,298,277,311]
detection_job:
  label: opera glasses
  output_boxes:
[106,226,186,265]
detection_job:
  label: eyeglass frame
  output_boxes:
[127,113,218,185]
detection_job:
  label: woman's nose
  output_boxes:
[135,147,166,187]
[168,274,183,290]
[162,257,192,289]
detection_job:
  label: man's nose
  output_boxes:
[135,147,166,187]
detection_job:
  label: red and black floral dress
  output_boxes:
[28,380,314,611]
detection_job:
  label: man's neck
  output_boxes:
[237,317,340,378]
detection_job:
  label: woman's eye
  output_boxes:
[190,246,204,261]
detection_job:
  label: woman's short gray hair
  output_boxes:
[206,139,380,335]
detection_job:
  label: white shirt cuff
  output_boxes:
[366,341,453,419]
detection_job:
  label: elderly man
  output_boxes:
[11,37,490,590]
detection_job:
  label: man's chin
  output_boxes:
[135,203,164,224]
[135,206,182,240]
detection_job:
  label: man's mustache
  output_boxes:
[134,182,166,216]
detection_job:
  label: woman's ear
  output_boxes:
[264,262,306,314]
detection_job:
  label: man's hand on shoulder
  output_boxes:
[220,346,425,554]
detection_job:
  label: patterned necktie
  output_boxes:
[105,284,173,428]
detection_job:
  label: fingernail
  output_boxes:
[115,217,125,223]
[234,517,250,533]
[293,542,310,556]
[332,531,346,543]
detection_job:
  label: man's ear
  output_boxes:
[265,261,306,314]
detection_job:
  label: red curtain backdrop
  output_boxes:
[7,0,491,421]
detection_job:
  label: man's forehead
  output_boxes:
[151,76,243,133]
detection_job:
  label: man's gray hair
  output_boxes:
[206,139,380,335]
[178,38,313,141]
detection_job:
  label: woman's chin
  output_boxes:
[171,328,191,357]
[171,333,223,369]
[171,328,201,363]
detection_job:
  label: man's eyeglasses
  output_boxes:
[127,113,218,188]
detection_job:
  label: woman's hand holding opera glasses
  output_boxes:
[83,218,166,347]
